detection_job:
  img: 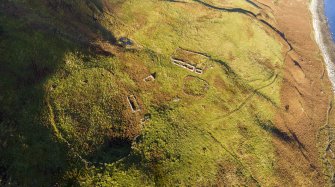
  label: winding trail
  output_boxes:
[168,0,334,183]
[211,73,279,122]
[192,0,293,51]
[168,0,302,121]
[177,47,280,121]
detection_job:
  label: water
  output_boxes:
[325,0,335,41]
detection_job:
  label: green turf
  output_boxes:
[0,0,288,186]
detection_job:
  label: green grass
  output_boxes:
[0,0,289,186]
[183,76,209,96]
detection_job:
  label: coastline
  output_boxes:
[310,0,335,92]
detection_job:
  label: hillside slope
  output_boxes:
[0,0,332,186]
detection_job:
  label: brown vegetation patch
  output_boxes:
[256,0,333,185]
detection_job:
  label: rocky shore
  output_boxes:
[311,0,335,92]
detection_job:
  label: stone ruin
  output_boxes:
[118,37,133,48]
[143,73,156,82]
[127,95,141,113]
[171,57,203,74]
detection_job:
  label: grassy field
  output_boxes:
[0,0,291,186]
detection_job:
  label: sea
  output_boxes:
[325,0,335,41]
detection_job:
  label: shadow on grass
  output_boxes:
[87,138,132,164]
[0,0,121,186]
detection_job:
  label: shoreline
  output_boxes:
[310,0,335,92]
